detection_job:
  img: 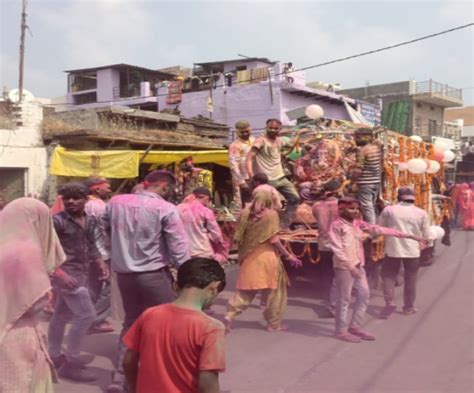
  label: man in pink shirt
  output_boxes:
[328,197,422,343]
[177,187,228,264]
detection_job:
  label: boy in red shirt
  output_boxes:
[122,258,226,393]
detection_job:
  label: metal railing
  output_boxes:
[415,79,462,100]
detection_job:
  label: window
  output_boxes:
[428,119,438,134]
[415,117,421,128]
[236,65,247,71]
[416,103,422,108]
[430,106,435,111]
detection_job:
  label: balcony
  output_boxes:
[412,79,463,108]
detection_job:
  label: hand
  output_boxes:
[408,235,424,243]
[55,269,79,289]
[349,267,362,279]
[288,256,303,268]
[96,260,110,280]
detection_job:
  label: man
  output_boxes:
[177,187,228,264]
[104,170,191,393]
[312,180,342,315]
[328,197,421,343]
[49,182,109,382]
[378,187,432,318]
[246,118,300,227]
[84,177,114,334]
[228,120,255,206]
[351,128,382,224]
[123,258,226,393]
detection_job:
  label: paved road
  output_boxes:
[55,230,474,393]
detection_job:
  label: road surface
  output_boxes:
[54,230,474,393]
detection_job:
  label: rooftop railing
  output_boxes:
[415,79,462,100]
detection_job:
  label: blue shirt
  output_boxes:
[103,190,191,273]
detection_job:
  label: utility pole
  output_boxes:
[18,0,27,102]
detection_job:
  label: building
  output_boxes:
[339,80,463,139]
[156,57,365,133]
[64,63,175,110]
[0,100,49,202]
[443,120,463,141]
[445,106,474,140]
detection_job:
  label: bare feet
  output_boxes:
[266,324,289,332]
[223,316,232,334]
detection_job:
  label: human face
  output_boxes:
[339,203,360,221]
[237,127,251,141]
[355,135,371,147]
[266,121,281,139]
[196,194,211,207]
[63,195,87,215]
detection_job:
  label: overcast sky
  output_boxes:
[1,0,473,104]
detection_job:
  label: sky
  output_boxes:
[1,0,473,104]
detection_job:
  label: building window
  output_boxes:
[430,105,435,111]
[428,119,438,134]
[416,103,422,108]
[415,117,421,128]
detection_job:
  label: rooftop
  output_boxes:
[64,63,175,79]
[194,57,276,67]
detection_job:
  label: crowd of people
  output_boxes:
[0,118,471,393]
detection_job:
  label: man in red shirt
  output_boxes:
[122,258,226,393]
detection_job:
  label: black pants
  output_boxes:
[112,268,176,386]
[382,257,420,310]
[319,251,334,303]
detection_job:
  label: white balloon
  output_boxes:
[398,162,408,171]
[442,150,455,163]
[409,135,423,143]
[434,140,450,152]
[429,225,445,240]
[407,158,428,174]
[426,160,440,174]
[305,104,324,120]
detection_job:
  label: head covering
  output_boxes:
[84,177,109,190]
[398,186,416,201]
[0,198,66,344]
[193,187,212,199]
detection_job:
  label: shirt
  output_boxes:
[312,198,339,252]
[123,304,226,393]
[85,196,110,260]
[53,211,101,285]
[252,136,290,181]
[177,200,226,261]
[103,190,190,273]
[228,137,255,185]
[378,202,432,258]
[328,217,409,270]
[354,143,382,185]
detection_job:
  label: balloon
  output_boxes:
[429,225,445,240]
[407,158,428,174]
[426,160,440,174]
[398,162,408,171]
[409,135,423,143]
[432,149,444,161]
[305,104,324,120]
[443,150,455,163]
[423,159,431,170]
[434,139,449,152]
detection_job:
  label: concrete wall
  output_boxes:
[412,101,444,138]
[340,81,413,100]
[0,102,48,200]
[97,68,120,102]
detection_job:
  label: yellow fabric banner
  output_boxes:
[49,147,229,178]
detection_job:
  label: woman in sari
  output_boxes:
[224,188,302,332]
[0,198,66,393]
[459,183,474,230]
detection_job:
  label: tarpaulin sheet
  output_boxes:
[49,146,229,178]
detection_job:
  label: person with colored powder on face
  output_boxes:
[328,197,423,343]
[103,170,191,393]
[177,187,229,264]
[122,258,227,393]
[48,182,110,382]
[228,120,255,207]
[246,118,301,228]
[0,198,66,393]
[84,177,114,334]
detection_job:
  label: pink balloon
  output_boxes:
[432,149,444,161]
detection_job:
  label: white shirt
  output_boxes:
[378,202,431,258]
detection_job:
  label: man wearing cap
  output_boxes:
[328,197,422,343]
[351,128,382,224]
[312,180,342,315]
[83,177,114,334]
[103,170,191,393]
[229,120,255,206]
[177,187,228,264]
[378,186,432,318]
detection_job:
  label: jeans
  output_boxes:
[88,261,111,327]
[48,286,96,361]
[268,177,300,227]
[382,257,420,310]
[112,268,176,387]
[334,266,370,333]
[356,183,380,224]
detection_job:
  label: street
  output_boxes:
[55,230,474,393]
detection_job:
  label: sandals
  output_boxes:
[334,331,362,343]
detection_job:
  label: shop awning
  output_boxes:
[49,146,229,178]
